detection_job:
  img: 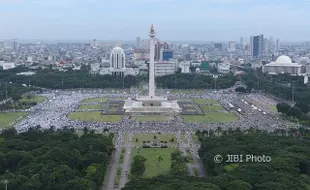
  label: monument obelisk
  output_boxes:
[149,24,156,98]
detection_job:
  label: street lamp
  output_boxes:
[3,179,8,190]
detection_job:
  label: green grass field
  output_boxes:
[135,116,171,122]
[78,104,103,110]
[193,99,218,104]
[132,133,176,146]
[68,112,122,122]
[183,112,238,123]
[269,105,278,113]
[20,95,46,103]
[131,148,176,178]
[181,134,187,144]
[81,98,109,103]
[0,112,27,128]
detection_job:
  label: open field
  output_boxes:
[68,112,122,122]
[193,99,218,104]
[134,116,171,122]
[20,95,46,103]
[0,112,27,128]
[269,105,278,113]
[183,112,238,123]
[81,98,109,103]
[132,133,176,146]
[78,104,103,110]
[131,148,176,178]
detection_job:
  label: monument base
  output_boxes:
[123,96,181,114]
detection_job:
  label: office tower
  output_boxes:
[276,39,280,51]
[214,43,223,50]
[136,37,141,48]
[268,37,274,51]
[251,34,264,57]
[264,38,268,53]
[228,41,235,52]
[91,39,97,48]
[240,37,244,50]
[155,42,163,61]
[12,39,19,51]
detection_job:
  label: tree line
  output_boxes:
[0,66,237,90]
[0,126,114,190]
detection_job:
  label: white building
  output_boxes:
[27,56,33,63]
[262,55,302,76]
[0,62,15,70]
[155,61,176,76]
[98,47,139,76]
[91,39,97,48]
[217,61,230,74]
[179,62,190,73]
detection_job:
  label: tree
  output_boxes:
[276,102,291,114]
[224,180,252,190]
[235,86,246,93]
[131,155,147,177]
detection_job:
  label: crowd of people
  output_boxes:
[12,88,299,134]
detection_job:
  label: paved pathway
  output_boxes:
[103,132,123,190]
[176,131,194,175]
[119,133,133,189]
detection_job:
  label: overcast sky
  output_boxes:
[0,0,309,41]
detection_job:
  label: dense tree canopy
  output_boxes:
[199,131,310,190]
[0,126,113,190]
[0,66,237,90]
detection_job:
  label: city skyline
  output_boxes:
[0,0,310,41]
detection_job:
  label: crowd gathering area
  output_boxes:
[0,88,303,190]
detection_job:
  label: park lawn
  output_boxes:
[269,105,278,113]
[20,95,46,103]
[135,116,171,122]
[132,133,176,146]
[0,112,27,128]
[78,104,103,110]
[81,98,109,103]
[68,112,122,122]
[130,148,176,178]
[108,107,118,112]
[194,99,218,104]
[201,105,225,111]
[183,112,238,123]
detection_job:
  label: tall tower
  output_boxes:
[149,24,156,98]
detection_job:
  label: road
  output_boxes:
[119,133,133,189]
[102,132,123,190]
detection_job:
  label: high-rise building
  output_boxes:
[276,39,280,51]
[155,42,164,61]
[251,34,264,57]
[268,37,274,51]
[214,43,223,50]
[264,38,268,53]
[91,39,97,48]
[163,49,173,61]
[12,39,19,51]
[228,41,235,52]
[136,37,141,48]
[240,37,244,50]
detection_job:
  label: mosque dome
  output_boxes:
[276,55,292,64]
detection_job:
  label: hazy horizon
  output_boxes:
[1,0,310,41]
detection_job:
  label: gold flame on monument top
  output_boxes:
[150,24,155,34]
